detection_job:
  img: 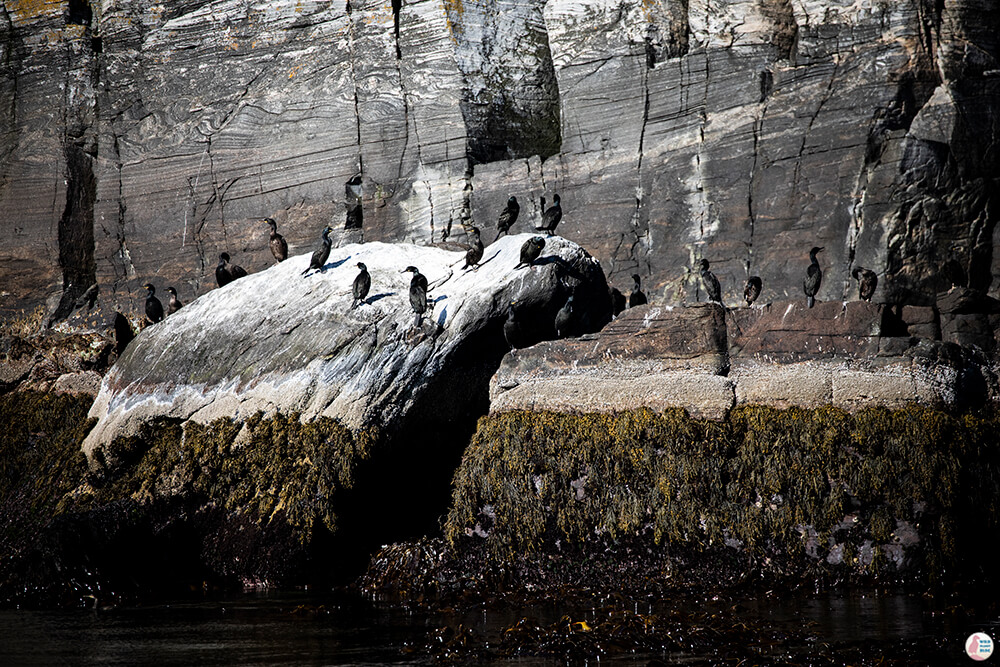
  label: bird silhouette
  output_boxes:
[803,246,824,308]
[494,196,520,241]
[263,217,288,262]
[302,226,334,276]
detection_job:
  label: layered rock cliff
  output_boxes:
[2,0,997,337]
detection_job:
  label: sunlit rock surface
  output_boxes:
[2,0,997,341]
[84,235,610,452]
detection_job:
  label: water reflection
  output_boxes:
[0,589,980,665]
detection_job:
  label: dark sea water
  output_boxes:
[1,588,995,665]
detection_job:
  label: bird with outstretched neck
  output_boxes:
[143,283,164,324]
[803,246,824,308]
[351,262,371,310]
[494,196,520,241]
[263,217,288,263]
[402,265,428,327]
[302,226,334,276]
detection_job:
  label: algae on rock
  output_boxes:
[445,406,1000,584]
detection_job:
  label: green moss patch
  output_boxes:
[445,406,1000,584]
[88,412,377,543]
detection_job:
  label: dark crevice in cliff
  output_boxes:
[345,0,364,228]
[51,29,99,324]
[0,5,21,193]
[391,0,402,60]
[747,92,767,279]
[628,47,652,281]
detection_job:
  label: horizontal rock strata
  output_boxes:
[491,299,999,418]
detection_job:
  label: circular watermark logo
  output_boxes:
[967,633,994,661]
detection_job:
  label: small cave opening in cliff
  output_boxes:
[66,0,92,26]
[345,175,363,230]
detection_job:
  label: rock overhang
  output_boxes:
[83,235,611,454]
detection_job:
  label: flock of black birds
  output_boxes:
[697,245,878,310]
[139,198,880,346]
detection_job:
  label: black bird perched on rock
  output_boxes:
[555,294,575,338]
[852,267,878,302]
[803,246,824,308]
[143,283,164,324]
[610,287,627,317]
[494,196,520,241]
[699,259,721,303]
[515,236,546,269]
[463,226,484,270]
[744,276,762,307]
[628,273,648,308]
[503,300,524,352]
[351,262,371,310]
[402,265,428,327]
[537,194,562,236]
[216,252,248,288]
[302,226,334,276]
[166,287,183,314]
[263,217,288,263]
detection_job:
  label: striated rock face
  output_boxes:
[84,234,610,452]
[1,0,997,344]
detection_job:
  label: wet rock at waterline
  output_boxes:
[84,235,610,453]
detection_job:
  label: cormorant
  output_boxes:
[852,267,878,302]
[402,265,428,327]
[463,226,484,270]
[264,217,288,263]
[610,287,627,317]
[166,287,183,314]
[216,252,247,287]
[503,300,524,352]
[744,276,762,307]
[143,283,164,324]
[302,226,334,275]
[537,193,562,236]
[699,259,721,303]
[494,196,520,241]
[803,246,824,308]
[628,273,648,307]
[555,294,575,338]
[351,262,371,310]
[515,236,546,269]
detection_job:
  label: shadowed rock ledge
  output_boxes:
[491,298,1000,419]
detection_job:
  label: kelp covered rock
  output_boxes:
[1,395,375,606]
[444,407,1000,587]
